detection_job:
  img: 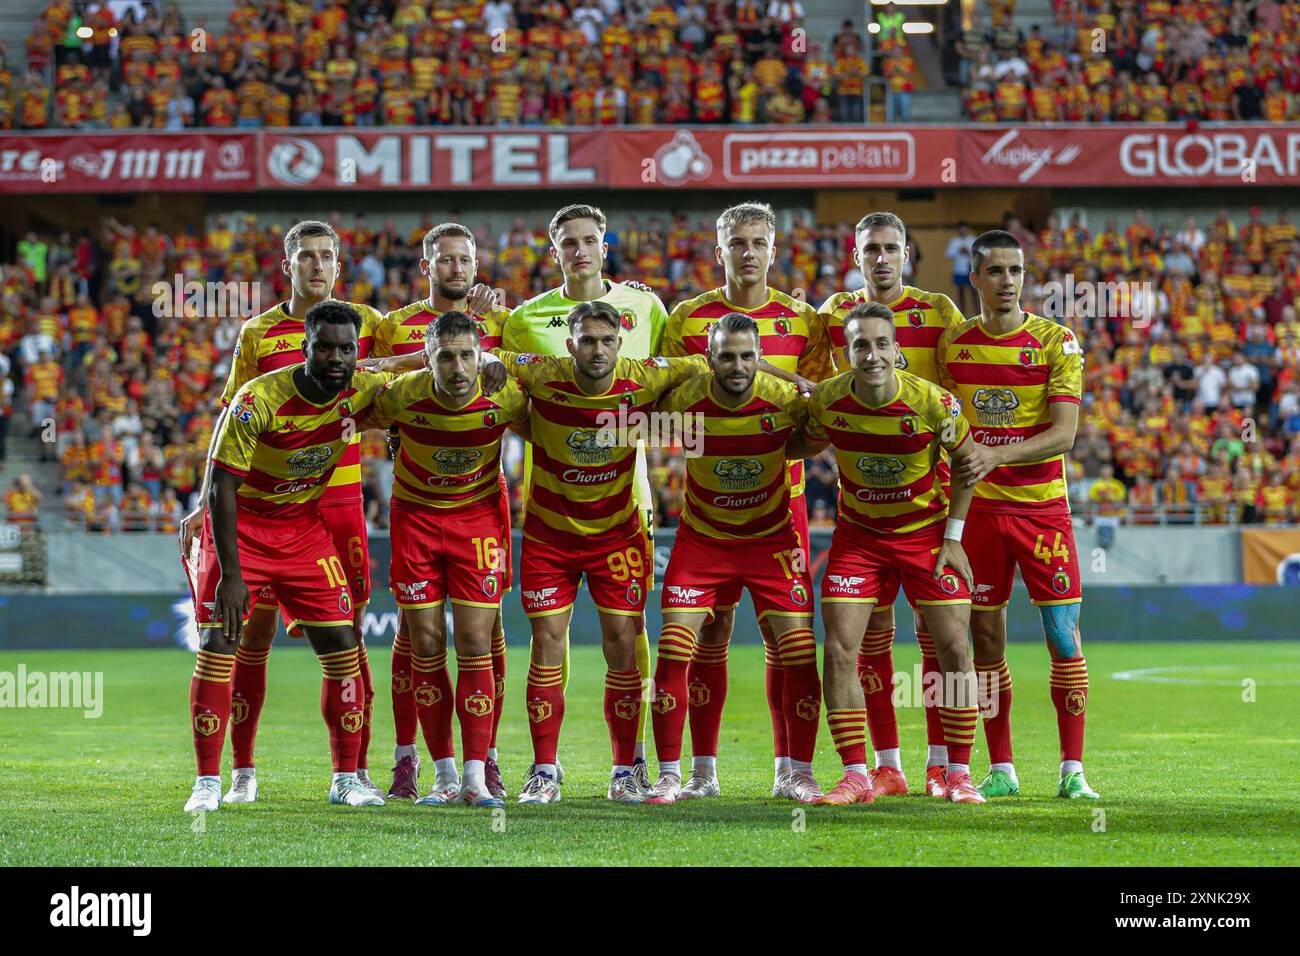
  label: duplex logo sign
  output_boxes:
[722,132,914,183]
[978,129,1082,183]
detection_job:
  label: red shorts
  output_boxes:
[714,495,811,611]
[320,498,371,608]
[520,527,650,619]
[663,523,813,623]
[820,518,971,607]
[389,495,509,609]
[193,509,354,633]
[966,505,1082,610]
[497,471,513,589]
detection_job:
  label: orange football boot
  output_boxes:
[816,770,875,805]
[869,766,908,796]
[944,770,987,804]
[925,765,948,798]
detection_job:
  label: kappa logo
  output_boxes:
[652,690,676,714]
[524,587,559,607]
[340,710,363,733]
[550,392,570,403]
[230,697,250,725]
[614,698,640,721]
[271,338,295,352]
[412,415,432,426]
[971,387,1019,426]
[414,686,442,707]
[856,455,906,486]
[795,697,820,721]
[527,699,552,723]
[277,420,300,433]
[832,416,851,428]
[667,585,705,602]
[956,348,974,361]
[433,447,481,475]
[1065,690,1086,716]
[714,457,763,490]
[688,681,710,707]
[392,673,412,694]
[860,668,883,694]
[408,329,424,341]
[193,712,221,737]
[546,317,567,328]
[464,693,494,717]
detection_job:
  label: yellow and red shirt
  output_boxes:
[375,299,509,356]
[938,312,1083,514]
[805,369,970,534]
[819,285,964,386]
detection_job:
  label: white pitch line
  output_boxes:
[1111,665,1300,686]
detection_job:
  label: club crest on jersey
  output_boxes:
[614,698,640,720]
[1019,348,1037,367]
[481,575,499,598]
[619,391,636,409]
[1065,690,1086,716]
[626,581,643,606]
[482,410,497,427]
[619,309,636,331]
[652,690,676,714]
[231,697,249,725]
[338,399,354,418]
[938,573,960,595]
[688,681,710,707]
[340,710,363,733]
[433,447,482,475]
[527,699,552,723]
[193,712,220,737]
[465,693,494,717]
[899,416,918,436]
[773,318,791,336]
[1052,570,1072,595]
[856,455,906,486]
[415,686,442,707]
[339,588,352,615]
[790,582,809,606]
[714,457,763,490]
[971,388,1020,426]
[760,414,776,434]
[287,445,334,477]
[907,309,924,328]
[566,429,614,464]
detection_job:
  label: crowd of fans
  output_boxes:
[960,0,1300,123]
[2,0,881,130]
[1,204,1298,531]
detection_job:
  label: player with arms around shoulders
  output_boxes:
[936,229,1097,800]
[802,302,986,806]
[184,302,393,813]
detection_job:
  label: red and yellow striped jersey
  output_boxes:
[219,301,381,503]
[497,350,708,547]
[657,372,806,540]
[362,372,527,509]
[212,366,392,518]
[805,370,969,534]
[937,312,1083,514]
[374,298,509,356]
[818,286,964,385]
[663,286,832,497]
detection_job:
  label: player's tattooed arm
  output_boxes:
[208,468,250,646]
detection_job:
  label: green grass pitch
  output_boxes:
[2,642,1298,866]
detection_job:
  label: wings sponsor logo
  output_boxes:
[827,574,865,594]
[287,444,335,476]
[523,587,559,608]
[395,580,429,601]
[566,428,614,465]
[666,585,705,603]
[713,457,763,490]
[971,387,1019,426]
[432,447,482,475]
[856,455,906,487]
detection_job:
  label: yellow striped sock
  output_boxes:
[775,626,817,667]
[194,650,235,683]
[658,622,696,663]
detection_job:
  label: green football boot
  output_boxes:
[1058,771,1101,800]
[977,769,1021,798]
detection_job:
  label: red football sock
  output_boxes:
[489,632,507,750]
[319,647,363,773]
[775,625,821,763]
[356,641,374,768]
[826,707,869,770]
[604,668,643,767]
[525,661,565,765]
[687,642,728,758]
[975,657,1014,765]
[1049,656,1089,763]
[230,645,269,769]
[858,624,898,752]
[412,651,455,761]
[390,632,417,748]
[190,649,235,777]
[937,705,979,766]
[763,640,788,759]
[915,624,946,749]
[651,622,696,763]
[456,652,495,764]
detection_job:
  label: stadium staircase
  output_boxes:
[5,405,67,533]
[0,1,44,66]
